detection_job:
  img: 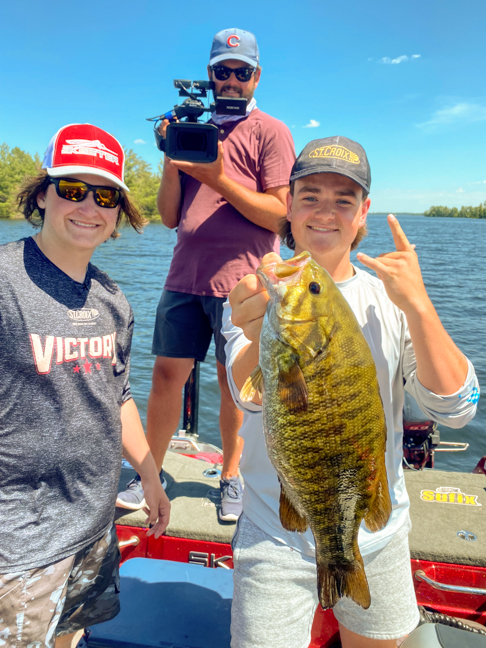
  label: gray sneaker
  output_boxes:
[219,476,243,522]
[116,470,167,510]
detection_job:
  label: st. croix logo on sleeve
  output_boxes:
[420,486,481,506]
[30,333,117,375]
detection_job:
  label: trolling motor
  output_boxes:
[146,79,247,163]
[402,393,469,470]
[403,420,441,470]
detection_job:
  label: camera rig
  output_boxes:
[146,79,247,163]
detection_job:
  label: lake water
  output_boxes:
[1,216,484,473]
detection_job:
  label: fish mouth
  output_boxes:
[257,251,312,299]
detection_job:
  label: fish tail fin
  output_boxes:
[279,484,308,532]
[317,557,371,610]
[240,365,263,402]
[364,462,392,533]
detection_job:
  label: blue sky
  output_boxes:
[1,0,485,213]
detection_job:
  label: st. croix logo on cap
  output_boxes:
[310,145,360,165]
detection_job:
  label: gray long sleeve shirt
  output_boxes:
[0,237,133,573]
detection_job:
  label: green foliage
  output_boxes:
[0,145,41,218]
[424,202,486,219]
[123,149,162,221]
[0,144,162,221]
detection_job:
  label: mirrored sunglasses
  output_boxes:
[48,178,121,209]
[211,65,255,82]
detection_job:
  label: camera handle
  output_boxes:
[154,129,165,153]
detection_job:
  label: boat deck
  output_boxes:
[115,452,486,566]
[116,451,234,545]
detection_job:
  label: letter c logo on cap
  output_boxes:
[227,35,240,47]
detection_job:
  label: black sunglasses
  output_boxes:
[48,178,121,209]
[211,65,255,82]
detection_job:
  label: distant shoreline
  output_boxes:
[368,213,424,216]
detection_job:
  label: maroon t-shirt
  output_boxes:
[164,109,296,298]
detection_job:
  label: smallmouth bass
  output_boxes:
[241,251,392,609]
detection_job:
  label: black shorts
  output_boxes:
[152,290,227,365]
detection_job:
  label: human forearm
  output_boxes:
[157,160,182,229]
[121,399,171,537]
[121,398,159,480]
[170,141,288,232]
[405,300,468,395]
[211,175,288,232]
[232,341,261,395]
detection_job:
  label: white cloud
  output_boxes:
[456,188,465,193]
[417,102,486,130]
[379,55,407,64]
[134,139,146,144]
[377,54,421,65]
[304,119,320,128]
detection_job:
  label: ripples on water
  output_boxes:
[1,216,484,473]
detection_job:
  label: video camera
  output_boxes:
[146,79,247,163]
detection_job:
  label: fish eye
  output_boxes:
[309,282,321,295]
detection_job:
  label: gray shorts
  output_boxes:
[152,290,227,365]
[0,525,120,647]
[231,514,420,648]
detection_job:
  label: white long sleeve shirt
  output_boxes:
[222,266,479,557]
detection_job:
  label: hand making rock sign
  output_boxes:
[357,214,467,395]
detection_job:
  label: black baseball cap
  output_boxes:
[290,136,371,194]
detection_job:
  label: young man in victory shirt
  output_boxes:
[0,124,170,647]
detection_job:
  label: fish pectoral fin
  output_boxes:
[279,484,308,533]
[317,557,371,610]
[240,365,264,402]
[277,358,308,412]
[363,462,392,533]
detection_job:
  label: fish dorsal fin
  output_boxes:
[278,356,308,412]
[240,365,264,402]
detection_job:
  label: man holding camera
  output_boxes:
[116,28,295,521]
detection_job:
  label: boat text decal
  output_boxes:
[420,486,481,506]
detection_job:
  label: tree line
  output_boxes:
[0,144,163,221]
[1,142,485,220]
[424,203,486,219]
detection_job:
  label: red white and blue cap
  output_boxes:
[209,28,259,67]
[42,123,129,192]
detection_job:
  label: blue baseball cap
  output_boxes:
[209,28,259,67]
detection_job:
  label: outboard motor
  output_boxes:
[403,393,440,470]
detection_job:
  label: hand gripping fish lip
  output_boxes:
[257,251,312,300]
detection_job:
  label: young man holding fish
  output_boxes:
[223,136,479,648]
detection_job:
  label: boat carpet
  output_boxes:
[115,455,486,566]
[115,451,235,544]
[406,469,486,567]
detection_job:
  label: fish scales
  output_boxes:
[242,251,392,610]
